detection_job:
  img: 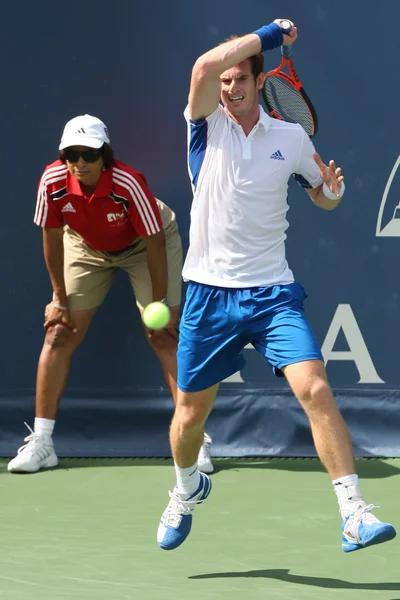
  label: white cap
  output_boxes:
[59,114,110,150]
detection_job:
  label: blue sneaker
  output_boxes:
[342,503,396,552]
[157,472,212,550]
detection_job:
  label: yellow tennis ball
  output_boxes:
[142,301,170,330]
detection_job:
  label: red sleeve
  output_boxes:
[34,167,64,228]
[113,163,162,236]
[129,171,162,236]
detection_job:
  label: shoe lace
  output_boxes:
[164,489,206,528]
[16,423,47,457]
[346,503,381,541]
[355,503,380,526]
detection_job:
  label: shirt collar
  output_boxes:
[66,166,113,198]
[225,104,271,134]
[257,105,272,132]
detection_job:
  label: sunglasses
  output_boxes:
[64,148,102,163]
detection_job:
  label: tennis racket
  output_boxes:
[262,21,318,137]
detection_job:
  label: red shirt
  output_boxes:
[34,159,162,251]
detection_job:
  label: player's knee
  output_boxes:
[45,324,82,352]
[175,404,208,433]
[299,378,332,409]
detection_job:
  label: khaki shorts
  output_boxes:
[63,199,183,311]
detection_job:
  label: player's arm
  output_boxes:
[143,230,168,303]
[295,131,345,211]
[306,153,345,211]
[125,170,168,302]
[34,169,76,330]
[35,169,68,306]
[42,228,76,331]
[43,227,68,306]
[189,19,296,120]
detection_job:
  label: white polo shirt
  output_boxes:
[183,104,323,288]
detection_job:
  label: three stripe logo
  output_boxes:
[61,202,76,213]
[270,150,285,160]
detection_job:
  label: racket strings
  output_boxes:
[263,76,314,136]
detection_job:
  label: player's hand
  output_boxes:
[43,302,77,333]
[274,19,297,45]
[314,152,344,198]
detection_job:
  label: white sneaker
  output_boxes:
[198,432,214,474]
[157,472,212,550]
[341,503,396,552]
[8,423,58,473]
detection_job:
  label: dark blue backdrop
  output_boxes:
[1,0,399,456]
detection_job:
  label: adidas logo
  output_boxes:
[270,150,285,160]
[61,202,76,213]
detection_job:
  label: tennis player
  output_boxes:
[157,20,396,551]
[8,114,213,474]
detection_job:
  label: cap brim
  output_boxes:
[59,136,104,151]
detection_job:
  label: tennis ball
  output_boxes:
[142,301,170,330]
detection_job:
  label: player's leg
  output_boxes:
[143,298,213,473]
[157,385,217,550]
[282,359,354,478]
[8,228,115,473]
[251,282,356,479]
[124,216,214,472]
[160,206,214,473]
[252,282,396,551]
[283,359,396,551]
[170,385,219,468]
[157,283,245,550]
[35,308,97,421]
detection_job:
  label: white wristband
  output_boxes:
[323,182,345,200]
[53,301,68,311]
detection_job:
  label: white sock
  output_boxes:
[332,474,365,519]
[175,462,201,497]
[34,418,55,438]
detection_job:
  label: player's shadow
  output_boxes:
[189,568,400,591]
[211,458,400,479]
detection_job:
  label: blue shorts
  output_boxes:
[177,281,323,392]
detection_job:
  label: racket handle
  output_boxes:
[279,20,293,58]
[281,44,292,59]
[279,19,293,35]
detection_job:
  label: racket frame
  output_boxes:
[262,44,318,137]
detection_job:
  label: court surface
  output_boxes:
[0,458,399,600]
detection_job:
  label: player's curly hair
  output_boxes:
[59,143,115,169]
[222,35,264,79]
